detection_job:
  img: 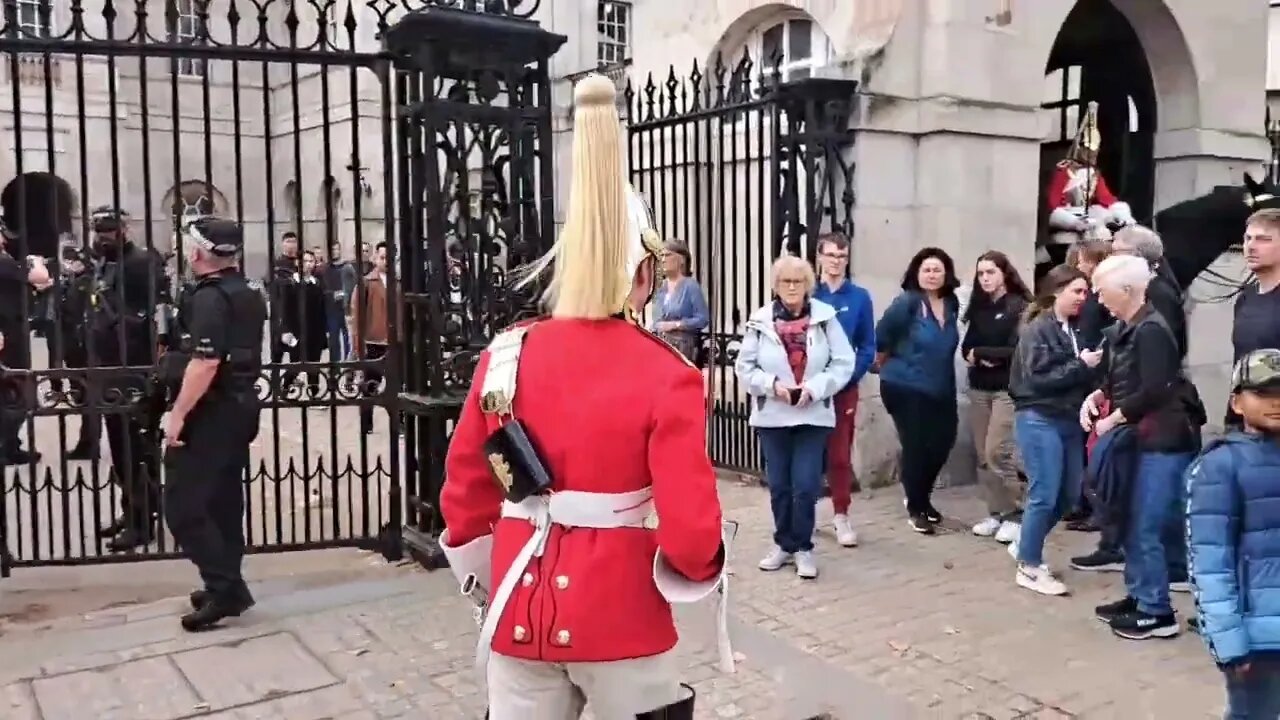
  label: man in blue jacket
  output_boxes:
[812,232,875,548]
[1187,348,1280,718]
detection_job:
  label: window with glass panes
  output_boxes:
[597,1,630,66]
[759,19,829,82]
[16,0,51,38]
[173,0,206,78]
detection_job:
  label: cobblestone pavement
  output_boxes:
[0,479,1228,720]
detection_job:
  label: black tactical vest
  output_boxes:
[177,270,266,396]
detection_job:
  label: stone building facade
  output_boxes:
[627,0,1270,481]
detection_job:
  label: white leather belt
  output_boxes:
[474,488,654,671]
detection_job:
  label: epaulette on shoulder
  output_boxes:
[635,325,696,369]
[485,318,542,352]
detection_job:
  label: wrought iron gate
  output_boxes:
[0,0,559,575]
[625,56,858,473]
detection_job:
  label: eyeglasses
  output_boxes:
[819,252,849,261]
[778,278,806,287]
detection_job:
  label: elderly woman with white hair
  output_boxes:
[1082,254,1205,642]
[736,254,855,580]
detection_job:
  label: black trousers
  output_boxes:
[360,342,388,430]
[62,340,101,449]
[881,381,958,515]
[164,399,256,597]
[104,410,161,531]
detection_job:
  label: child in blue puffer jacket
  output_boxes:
[1187,348,1280,719]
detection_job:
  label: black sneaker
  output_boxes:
[1094,596,1137,624]
[923,504,943,524]
[1110,610,1179,640]
[907,514,935,535]
[1070,549,1125,572]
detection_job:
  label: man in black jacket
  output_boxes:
[88,206,171,551]
[1112,225,1187,361]
[0,220,52,464]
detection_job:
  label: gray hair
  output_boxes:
[1091,254,1152,296]
[1112,225,1164,263]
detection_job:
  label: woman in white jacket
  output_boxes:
[735,254,856,580]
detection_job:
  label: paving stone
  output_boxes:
[31,656,201,720]
[170,633,337,710]
[0,682,40,720]
[199,684,367,719]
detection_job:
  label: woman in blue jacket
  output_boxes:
[650,239,709,364]
[875,247,961,535]
[735,254,855,580]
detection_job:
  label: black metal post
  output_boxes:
[382,5,565,570]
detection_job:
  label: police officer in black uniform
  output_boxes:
[161,216,265,631]
[89,205,170,551]
[57,245,100,458]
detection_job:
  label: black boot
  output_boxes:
[636,684,695,719]
[190,583,255,613]
[106,525,154,553]
[180,592,253,632]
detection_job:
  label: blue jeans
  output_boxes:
[758,425,831,553]
[1013,410,1083,567]
[327,311,351,360]
[1225,657,1280,719]
[1124,451,1194,616]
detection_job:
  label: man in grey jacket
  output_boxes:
[321,241,358,361]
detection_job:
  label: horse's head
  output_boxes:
[1243,172,1280,212]
[1152,171,1276,288]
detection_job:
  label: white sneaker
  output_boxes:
[795,551,818,579]
[833,514,858,547]
[995,521,1021,545]
[972,517,1001,537]
[1016,562,1069,596]
[758,546,793,572]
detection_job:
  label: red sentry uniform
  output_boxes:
[1045,162,1117,213]
[441,318,724,663]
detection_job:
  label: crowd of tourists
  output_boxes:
[730,215,1280,715]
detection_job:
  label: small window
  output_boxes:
[172,0,207,78]
[758,18,828,84]
[597,1,630,66]
[15,0,51,38]
[1042,65,1083,143]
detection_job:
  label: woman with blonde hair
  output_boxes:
[736,254,855,580]
[438,75,728,718]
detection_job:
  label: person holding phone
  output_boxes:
[736,255,855,580]
[1005,265,1100,596]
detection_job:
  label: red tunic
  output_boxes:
[441,317,725,663]
[1045,163,1118,213]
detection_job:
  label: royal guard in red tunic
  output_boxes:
[439,74,732,719]
[1042,101,1135,264]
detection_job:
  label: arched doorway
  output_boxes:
[1038,0,1156,271]
[0,172,75,258]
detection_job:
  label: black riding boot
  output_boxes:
[636,684,695,719]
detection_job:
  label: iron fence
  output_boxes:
[0,0,554,574]
[625,54,857,473]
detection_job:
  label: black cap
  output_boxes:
[90,205,128,233]
[186,216,243,258]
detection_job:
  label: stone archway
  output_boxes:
[0,172,75,258]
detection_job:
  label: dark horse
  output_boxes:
[1152,173,1280,289]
